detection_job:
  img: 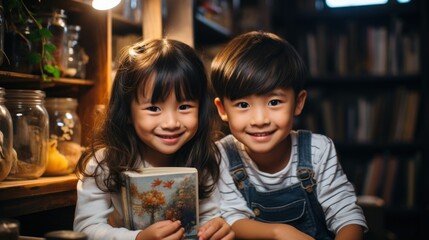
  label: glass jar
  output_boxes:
[2,18,37,73]
[5,90,49,180]
[63,25,85,78]
[44,98,82,176]
[0,0,4,66]
[0,88,13,182]
[37,9,68,74]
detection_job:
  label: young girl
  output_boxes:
[74,38,234,240]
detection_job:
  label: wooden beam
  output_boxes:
[142,0,163,40]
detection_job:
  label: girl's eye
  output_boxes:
[268,100,281,106]
[236,102,249,108]
[146,106,160,112]
[179,105,191,110]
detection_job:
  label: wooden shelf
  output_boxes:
[0,174,78,217]
[0,71,94,87]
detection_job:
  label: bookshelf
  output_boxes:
[0,0,149,236]
[1,0,113,146]
[271,0,428,239]
[194,0,272,68]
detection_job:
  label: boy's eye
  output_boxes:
[146,106,160,112]
[268,100,281,106]
[236,102,249,108]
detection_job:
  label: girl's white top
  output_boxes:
[73,150,220,240]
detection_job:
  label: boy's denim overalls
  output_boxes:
[220,130,334,240]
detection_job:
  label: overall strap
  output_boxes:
[297,130,317,193]
[296,132,335,239]
[219,135,249,191]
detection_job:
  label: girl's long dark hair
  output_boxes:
[76,39,220,199]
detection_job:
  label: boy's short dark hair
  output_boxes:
[210,31,307,101]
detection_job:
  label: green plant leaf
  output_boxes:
[5,0,61,82]
[29,52,42,64]
[44,64,55,73]
[39,28,53,39]
[44,64,61,79]
[52,66,61,78]
[44,43,56,53]
[44,52,55,61]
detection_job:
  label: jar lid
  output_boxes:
[5,89,46,104]
[45,98,78,109]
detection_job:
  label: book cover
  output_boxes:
[121,167,199,239]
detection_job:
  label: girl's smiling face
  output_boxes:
[131,76,199,166]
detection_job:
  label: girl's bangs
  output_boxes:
[138,68,200,103]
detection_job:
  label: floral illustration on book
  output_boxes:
[127,174,197,237]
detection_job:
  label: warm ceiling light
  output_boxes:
[92,0,121,10]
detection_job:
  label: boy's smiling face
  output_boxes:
[215,87,306,165]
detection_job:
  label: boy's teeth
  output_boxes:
[253,133,267,136]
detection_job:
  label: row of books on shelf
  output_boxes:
[343,153,421,209]
[298,18,420,77]
[301,88,420,143]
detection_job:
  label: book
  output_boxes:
[391,88,408,142]
[121,167,199,239]
[382,156,399,206]
[402,90,420,142]
[363,155,384,196]
[306,32,318,76]
[406,154,421,209]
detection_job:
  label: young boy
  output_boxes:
[210,31,367,240]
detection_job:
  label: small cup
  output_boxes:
[44,230,87,240]
[0,218,20,240]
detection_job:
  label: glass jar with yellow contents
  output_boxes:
[44,98,82,175]
[0,87,13,182]
[5,89,49,179]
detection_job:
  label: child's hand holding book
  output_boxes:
[197,217,235,240]
[135,220,184,240]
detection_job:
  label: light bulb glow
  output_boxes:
[92,0,121,10]
[326,0,388,8]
